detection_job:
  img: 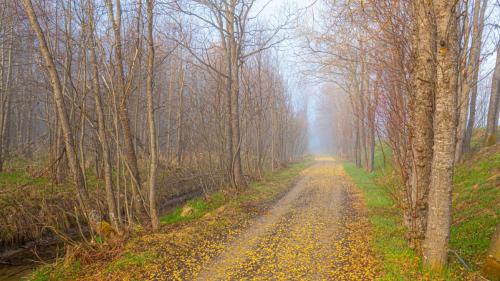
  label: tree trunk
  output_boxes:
[230,60,244,188]
[227,7,245,188]
[146,0,159,230]
[455,1,471,162]
[87,0,120,231]
[176,66,185,165]
[367,118,375,172]
[105,0,146,221]
[485,45,500,145]
[355,114,362,168]
[409,0,435,251]
[22,0,92,219]
[359,43,369,171]
[0,24,13,172]
[423,0,458,270]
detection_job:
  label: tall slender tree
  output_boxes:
[21,0,93,220]
[146,0,159,230]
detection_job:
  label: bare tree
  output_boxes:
[87,0,120,231]
[146,0,160,230]
[458,0,488,159]
[21,0,93,221]
[105,0,147,221]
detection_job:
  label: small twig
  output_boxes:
[448,249,472,271]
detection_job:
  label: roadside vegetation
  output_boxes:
[1,2,308,279]
[29,159,312,281]
[344,139,499,280]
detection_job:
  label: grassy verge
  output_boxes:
[29,158,312,281]
[344,144,499,280]
[344,161,426,280]
[449,147,499,278]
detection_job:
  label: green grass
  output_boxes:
[344,162,424,280]
[30,261,81,281]
[344,142,499,280]
[107,252,156,273]
[449,151,499,272]
[160,192,226,224]
[0,170,49,188]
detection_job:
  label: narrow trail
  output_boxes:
[196,158,378,280]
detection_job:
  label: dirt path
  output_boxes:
[196,158,378,280]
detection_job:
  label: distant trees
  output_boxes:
[3,0,306,240]
[170,0,293,188]
[486,43,500,145]
[457,0,488,160]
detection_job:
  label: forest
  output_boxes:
[0,0,498,280]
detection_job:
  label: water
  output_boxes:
[0,265,33,281]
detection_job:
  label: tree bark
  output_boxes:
[409,0,435,251]
[423,0,458,270]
